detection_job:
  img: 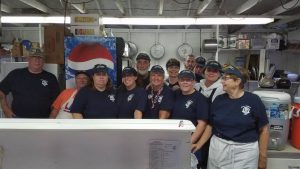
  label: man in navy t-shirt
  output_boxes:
[144,65,173,119]
[0,49,60,118]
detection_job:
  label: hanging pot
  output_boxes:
[150,43,165,59]
[177,43,193,59]
[203,39,218,53]
[127,41,138,58]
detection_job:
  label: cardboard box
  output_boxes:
[44,25,69,64]
[11,42,23,57]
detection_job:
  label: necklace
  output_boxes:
[151,87,163,109]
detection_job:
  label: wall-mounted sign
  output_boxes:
[71,14,99,26]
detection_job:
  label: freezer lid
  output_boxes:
[0,119,195,131]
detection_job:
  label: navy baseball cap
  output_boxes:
[136,52,151,61]
[166,58,180,68]
[178,70,195,80]
[75,71,90,77]
[195,57,206,68]
[222,65,244,82]
[92,64,108,74]
[122,67,137,76]
[205,61,223,72]
[150,65,165,74]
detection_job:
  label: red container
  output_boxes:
[291,98,300,150]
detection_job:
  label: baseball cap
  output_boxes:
[92,64,108,74]
[150,65,165,74]
[166,58,180,68]
[136,52,151,61]
[29,48,44,58]
[205,61,223,72]
[75,71,90,77]
[122,67,137,76]
[222,65,244,82]
[195,57,206,68]
[178,70,195,80]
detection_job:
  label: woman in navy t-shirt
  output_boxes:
[117,67,147,119]
[70,64,118,119]
[172,70,209,150]
[193,65,269,169]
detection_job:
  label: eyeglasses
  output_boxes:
[221,76,233,81]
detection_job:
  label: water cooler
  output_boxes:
[253,90,291,150]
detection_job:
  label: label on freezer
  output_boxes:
[149,140,181,169]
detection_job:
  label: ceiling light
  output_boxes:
[1,16,274,25]
[1,16,71,24]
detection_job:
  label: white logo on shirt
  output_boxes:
[157,96,163,103]
[108,94,115,102]
[185,100,193,108]
[241,105,251,115]
[41,79,48,86]
[127,94,134,102]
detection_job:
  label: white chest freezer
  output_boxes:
[0,119,195,169]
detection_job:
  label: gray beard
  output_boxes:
[138,69,148,76]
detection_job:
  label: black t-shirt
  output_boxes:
[211,92,269,143]
[136,72,150,88]
[70,87,118,119]
[195,74,204,83]
[117,87,147,118]
[0,68,60,118]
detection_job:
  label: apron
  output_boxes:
[208,135,259,169]
[56,90,77,119]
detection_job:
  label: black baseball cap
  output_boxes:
[122,67,137,76]
[136,52,151,61]
[195,57,206,68]
[150,65,165,74]
[92,64,108,74]
[178,70,195,80]
[205,60,223,72]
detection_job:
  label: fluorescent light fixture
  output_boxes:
[195,17,274,25]
[103,17,274,25]
[1,16,274,25]
[2,16,71,24]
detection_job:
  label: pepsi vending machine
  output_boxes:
[64,36,124,88]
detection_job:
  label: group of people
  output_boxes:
[0,51,269,169]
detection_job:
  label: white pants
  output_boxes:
[208,135,259,169]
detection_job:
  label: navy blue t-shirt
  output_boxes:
[144,85,174,119]
[70,87,118,119]
[172,90,209,126]
[210,91,269,143]
[117,87,147,118]
[0,68,60,118]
